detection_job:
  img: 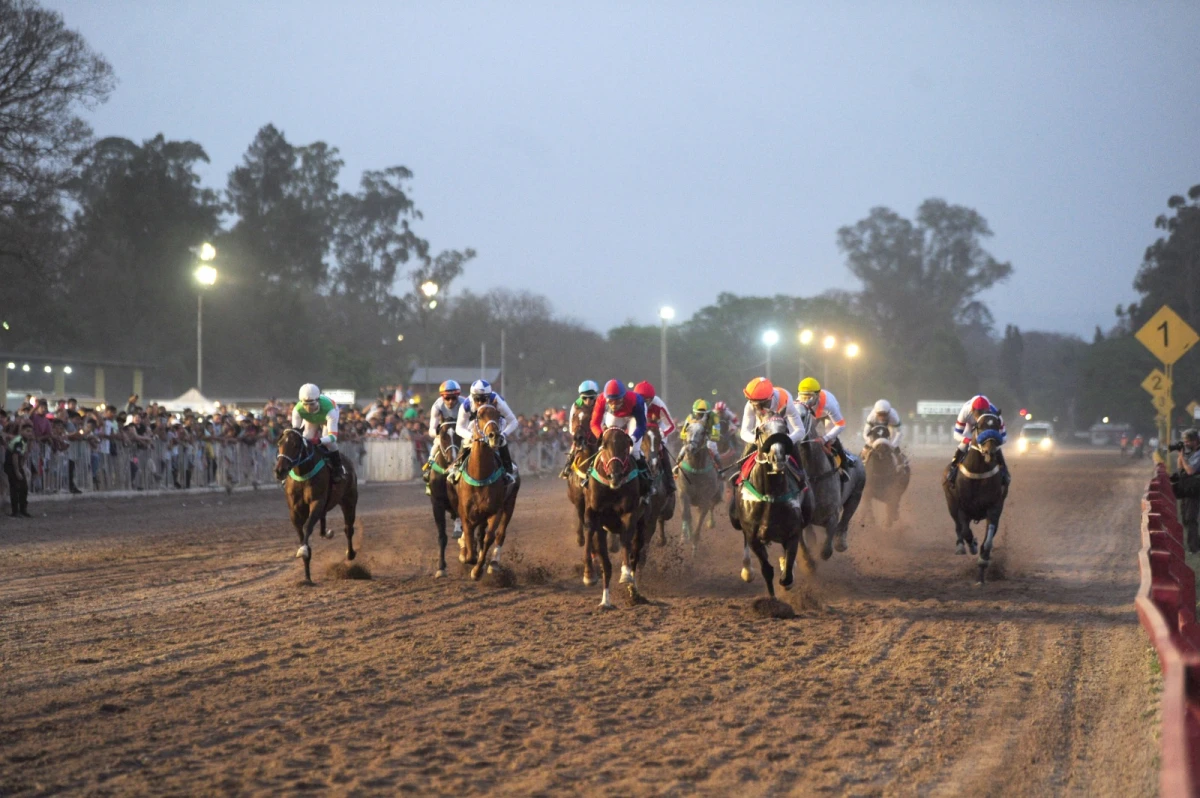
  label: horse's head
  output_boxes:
[274,428,306,481]
[597,427,634,485]
[477,404,504,449]
[643,425,661,467]
[686,422,708,454]
[975,413,1003,459]
[435,422,458,462]
[755,415,790,475]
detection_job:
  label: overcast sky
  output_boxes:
[48,1,1200,338]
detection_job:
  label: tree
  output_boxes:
[1130,185,1200,330]
[999,324,1025,404]
[837,199,1013,397]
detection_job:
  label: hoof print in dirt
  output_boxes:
[326,562,372,580]
[523,565,554,585]
[750,597,796,619]
[482,564,517,588]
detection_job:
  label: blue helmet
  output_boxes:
[603,379,626,401]
[470,379,493,402]
[578,380,599,397]
[438,379,461,398]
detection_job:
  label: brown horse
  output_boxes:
[429,422,462,578]
[565,405,599,549]
[861,425,910,528]
[943,413,1009,584]
[640,425,676,549]
[456,404,520,580]
[274,429,358,583]
[583,427,646,608]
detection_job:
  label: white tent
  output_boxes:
[155,388,214,412]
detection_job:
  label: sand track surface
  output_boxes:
[0,452,1159,795]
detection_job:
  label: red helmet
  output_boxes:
[744,377,774,402]
[603,379,627,401]
[633,381,656,402]
[714,401,727,412]
[971,396,991,412]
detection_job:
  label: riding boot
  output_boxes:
[996,447,1012,487]
[559,446,575,479]
[946,448,965,486]
[831,438,851,483]
[328,450,345,483]
[499,444,516,483]
[661,445,676,494]
[449,445,470,483]
[422,463,433,496]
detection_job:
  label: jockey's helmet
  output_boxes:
[798,377,821,395]
[692,399,709,415]
[578,380,599,397]
[298,383,320,404]
[633,381,656,402]
[470,379,492,403]
[439,380,461,401]
[744,377,774,402]
[603,379,626,401]
[873,399,892,415]
[714,401,727,413]
[971,396,991,412]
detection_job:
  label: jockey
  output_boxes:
[292,383,344,482]
[739,377,805,459]
[861,399,908,471]
[796,377,855,481]
[713,401,738,439]
[589,379,653,497]
[453,379,520,483]
[679,399,723,467]
[632,381,676,495]
[422,380,468,495]
[948,395,1010,486]
[560,380,600,478]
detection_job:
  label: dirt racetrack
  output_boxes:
[0,451,1160,796]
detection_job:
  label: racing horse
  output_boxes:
[943,412,1009,584]
[429,422,463,578]
[565,404,600,549]
[274,429,358,583]
[676,420,724,552]
[794,404,866,560]
[582,426,647,608]
[640,425,676,549]
[730,415,814,597]
[860,424,910,528]
[456,404,521,580]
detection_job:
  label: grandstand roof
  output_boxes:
[409,367,501,386]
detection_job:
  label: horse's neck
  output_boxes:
[434,437,455,464]
[798,440,831,473]
[687,444,709,467]
[747,459,784,493]
[468,440,497,475]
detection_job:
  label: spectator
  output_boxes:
[5,421,32,517]
[1177,429,1200,553]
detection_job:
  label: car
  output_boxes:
[1016,422,1055,455]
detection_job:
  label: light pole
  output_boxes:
[798,328,814,386]
[822,334,837,386]
[844,342,860,417]
[659,306,675,404]
[419,281,439,392]
[194,244,217,392]
[762,329,780,382]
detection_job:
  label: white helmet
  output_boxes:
[470,379,492,398]
[873,399,892,415]
[299,383,320,403]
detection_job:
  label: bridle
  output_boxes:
[432,423,459,464]
[596,427,634,480]
[276,428,316,472]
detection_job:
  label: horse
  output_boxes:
[565,404,599,549]
[943,413,1009,584]
[455,404,520,580]
[582,427,647,608]
[860,425,910,528]
[640,425,676,549]
[428,422,462,579]
[794,405,866,560]
[730,415,814,597]
[676,421,723,552]
[274,429,359,583]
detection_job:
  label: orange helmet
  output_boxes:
[633,381,656,402]
[744,377,774,402]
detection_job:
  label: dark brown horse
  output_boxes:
[565,402,599,549]
[274,429,358,583]
[943,413,1009,584]
[640,425,676,549]
[731,416,814,598]
[676,420,723,553]
[861,425,910,528]
[429,422,462,578]
[456,404,520,580]
[583,427,646,608]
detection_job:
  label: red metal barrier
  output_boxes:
[1137,464,1200,797]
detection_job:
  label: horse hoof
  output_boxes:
[969,541,979,555]
[955,542,966,555]
[834,533,848,552]
[295,545,310,559]
[346,549,356,561]
[321,530,333,539]
[778,556,787,573]
[740,567,753,583]
[434,569,446,579]
[470,565,484,581]
[619,565,631,584]
[458,553,468,564]
[583,575,596,586]
[780,576,794,591]
[487,564,496,574]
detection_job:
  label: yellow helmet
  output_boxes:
[798,377,821,394]
[692,399,710,414]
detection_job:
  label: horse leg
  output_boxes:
[820,521,836,561]
[432,498,449,578]
[680,492,693,543]
[779,535,800,590]
[342,496,357,562]
[574,497,586,548]
[978,506,1004,584]
[834,472,864,553]
[748,536,775,598]
[741,539,754,583]
[472,515,498,580]
[298,502,323,583]
[625,517,646,600]
[487,498,518,574]
[595,522,614,609]
[319,516,331,539]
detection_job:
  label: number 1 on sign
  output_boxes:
[1160,320,1169,348]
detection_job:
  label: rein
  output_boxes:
[277,429,323,481]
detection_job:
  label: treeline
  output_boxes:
[2,1,1195,433]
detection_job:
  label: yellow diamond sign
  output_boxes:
[1142,369,1171,397]
[1136,305,1199,365]
[1153,394,1170,414]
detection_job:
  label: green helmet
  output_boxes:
[692,399,710,415]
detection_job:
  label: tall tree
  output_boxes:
[1129,185,1200,330]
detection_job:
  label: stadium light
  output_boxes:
[421,281,439,298]
[198,242,217,261]
[659,306,675,404]
[799,328,814,346]
[63,366,72,374]
[845,343,860,359]
[822,334,836,351]
[763,330,780,381]
[43,365,51,373]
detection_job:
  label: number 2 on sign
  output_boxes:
[1153,375,1163,391]
[1159,320,1169,347]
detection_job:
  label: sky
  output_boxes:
[47,0,1200,338]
